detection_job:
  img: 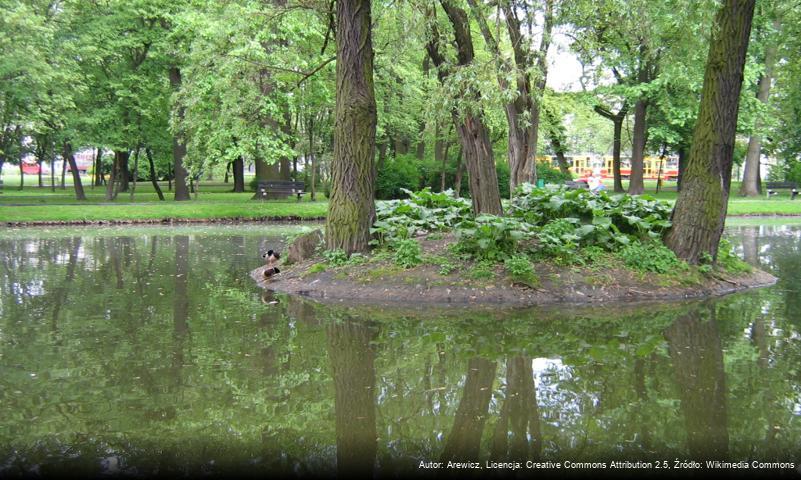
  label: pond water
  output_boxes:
[1,223,800,477]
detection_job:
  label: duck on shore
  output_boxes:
[262,250,281,279]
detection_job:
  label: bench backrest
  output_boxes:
[766,181,798,189]
[257,180,305,191]
[564,180,590,189]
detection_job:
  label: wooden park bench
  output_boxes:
[564,180,590,190]
[252,180,307,201]
[765,181,799,200]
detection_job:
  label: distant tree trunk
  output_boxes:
[50,150,55,192]
[224,161,231,183]
[676,146,688,192]
[542,106,571,177]
[628,97,649,195]
[454,146,464,197]
[427,1,502,215]
[105,152,118,200]
[62,141,86,201]
[326,321,377,477]
[232,156,245,193]
[325,0,377,253]
[118,152,130,193]
[664,0,756,264]
[60,152,67,189]
[18,161,24,189]
[169,66,191,201]
[93,147,103,187]
[440,357,496,461]
[130,146,140,201]
[594,103,628,193]
[145,147,165,201]
[739,18,779,197]
[376,141,387,172]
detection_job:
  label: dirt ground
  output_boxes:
[251,235,777,309]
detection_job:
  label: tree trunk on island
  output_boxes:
[62,141,86,200]
[664,0,755,264]
[426,1,502,215]
[325,0,377,254]
[145,147,165,201]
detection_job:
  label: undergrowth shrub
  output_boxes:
[509,184,672,246]
[393,239,423,268]
[371,188,471,245]
[504,254,539,287]
[454,215,531,261]
[618,240,686,274]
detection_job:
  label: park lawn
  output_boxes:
[1,199,329,223]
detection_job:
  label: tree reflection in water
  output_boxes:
[0,224,800,476]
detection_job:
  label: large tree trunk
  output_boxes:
[664,0,755,264]
[232,156,245,192]
[62,141,86,201]
[427,0,502,215]
[628,98,648,195]
[739,18,779,197]
[326,0,377,254]
[326,321,377,477]
[455,116,503,215]
[169,66,191,201]
[145,147,165,201]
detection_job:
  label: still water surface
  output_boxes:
[1,223,800,477]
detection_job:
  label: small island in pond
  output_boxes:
[252,187,777,307]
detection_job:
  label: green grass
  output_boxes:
[2,174,800,223]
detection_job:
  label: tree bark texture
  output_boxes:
[664,0,755,263]
[169,66,191,201]
[739,18,780,197]
[62,141,86,201]
[664,307,729,460]
[427,1,502,215]
[326,321,377,478]
[440,357,496,462]
[326,0,377,253]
